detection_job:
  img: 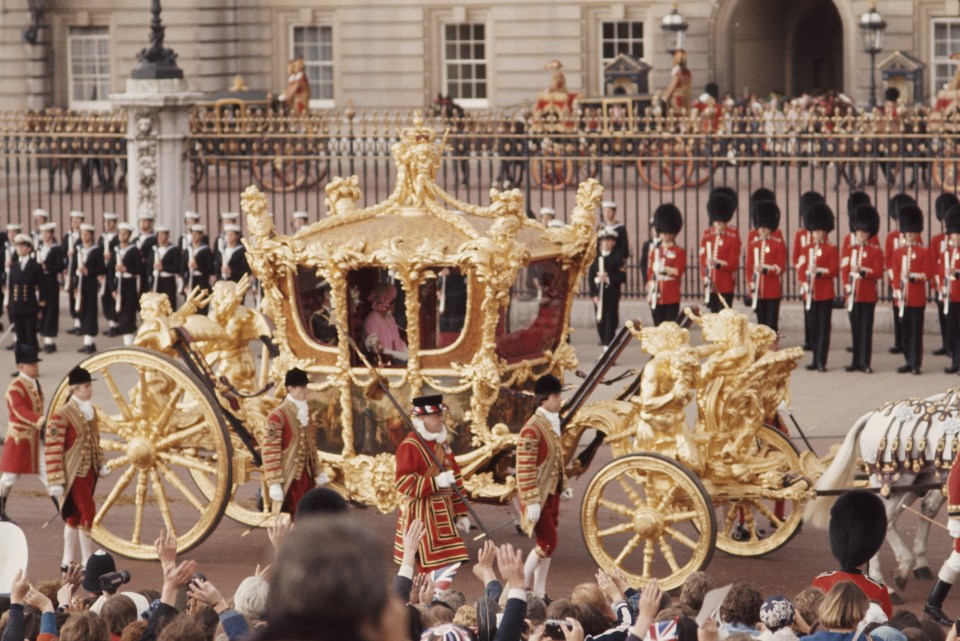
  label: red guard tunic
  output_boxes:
[261,399,321,516]
[393,434,469,570]
[797,242,839,302]
[812,570,893,618]
[891,244,932,308]
[45,401,102,529]
[517,409,567,557]
[841,243,884,304]
[793,229,812,273]
[747,228,784,246]
[699,226,741,294]
[840,232,881,256]
[0,375,44,474]
[646,242,686,306]
[936,244,960,304]
[745,236,786,300]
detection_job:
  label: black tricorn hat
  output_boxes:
[852,204,881,238]
[707,193,736,223]
[946,204,960,235]
[534,374,562,396]
[710,186,738,211]
[285,368,309,387]
[888,193,916,221]
[798,191,825,220]
[804,202,835,232]
[752,200,781,231]
[653,203,683,235]
[68,366,93,386]
[829,489,887,571]
[936,193,960,222]
[847,191,871,218]
[898,204,924,233]
[884,86,900,103]
[750,187,776,210]
[14,345,40,365]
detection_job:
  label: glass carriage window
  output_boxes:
[346,268,408,367]
[601,21,644,65]
[933,19,960,93]
[296,266,338,348]
[68,27,111,111]
[292,25,334,106]
[419,267,468,351]
[495,259,568,363]
[443,23,487,106]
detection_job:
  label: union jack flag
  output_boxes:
[431,562,461,596]
[647,617,679,641]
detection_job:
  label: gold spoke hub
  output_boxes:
[632,506,664,538]
[127,436,158,470]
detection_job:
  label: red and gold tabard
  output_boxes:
[891,243,932,308]
[393,434,469,570]
[646,242,686,306]
[699,226,741,293]
[936,244,960,303]
[797,241,839,302]
[841,243,884,304]
[0,374,43,474]
[45,400,102,529]
[745,236,786,300]
[261,399,321,515]
[517,409,567,557]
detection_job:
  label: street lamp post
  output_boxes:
[23,0,45,44]
[859,1,887,110]
[131,0,183,80]
[661,3,688,54]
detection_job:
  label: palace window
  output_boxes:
[932,19,960,93]
[68,27,110,110]
[443,22,487,108]
[291,24,335,108]
[601,21,645,68]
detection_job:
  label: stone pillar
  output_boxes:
[111,80,202,236]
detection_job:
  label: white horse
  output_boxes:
[804,389,960,597]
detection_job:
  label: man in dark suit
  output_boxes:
[8,234,41,352]
[37,223,64,353]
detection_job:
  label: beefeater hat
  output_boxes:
[411,395,447,416]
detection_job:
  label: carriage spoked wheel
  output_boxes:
[252,140,312,192]
[46,348,233,559]
[580,453,716,591]
[189,435,270,527]
[530,156,575,191]
[712,426,804,557]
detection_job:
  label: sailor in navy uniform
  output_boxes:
[29,208,48,251]
[37,223,64,354]
[133,213,157,294]
[183,224,214,313]
[1,223,21,338]
[598,200,629,259]
[99,213,121,337]
[75,224,105,354]
[180,211,201,256]
[110,223,142,346]
[152,226,181,310]
[214,212,240,280]
[9,234,41,352]
[63,210,84,336]
[219,224,250,283]
[292,210,309,233]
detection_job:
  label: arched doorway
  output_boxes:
[721,0,844,97]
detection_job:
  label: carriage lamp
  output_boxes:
[661,3,688,54]
[23,0,45,44]
[859,0,887,110]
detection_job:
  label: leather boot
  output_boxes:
[924,580,953,626]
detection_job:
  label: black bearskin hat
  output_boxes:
[750,188,776,210]
[804,202,835,232]
[851,204,881,238]
[752,200,780,231]
[829,489,887,571]
[888,193,916,221]
[884,87,900,103]
[710,186,738,212]
[946,204,960,235]
[847,191,871,218]
[799,191,825,220]
[898,204,924,233]
[707,192,736,223]
[534,374,562,396]
[935,193,960,222]
[653,203,683,235]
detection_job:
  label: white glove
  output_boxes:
[525,503,541,525]
[315,472,330,486]
[99,463,112,477]
[560,487,574,501]
[949,518,960,539]
[456,517,471,535]
[49,485,63,499]
[435,470,456,489]
[268,483,284,503]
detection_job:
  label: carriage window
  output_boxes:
[346,269,408,367]
[296,266,338,348]
[68,27,111,111]
[495,259,568,362]
[419,267,468,351]
[291,25,335,108]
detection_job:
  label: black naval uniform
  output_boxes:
[37,241,64,343]
[9,255,41,350]
[99,231,120,328]
[63,229,81,330]
[75,244,105,339]
[135,232,157,293]
[219,244,250,283]
[0,232,8,324]
[153,243,181,309]
[183,242,214,313]
[588,249,627,346]
[110,244,141,336]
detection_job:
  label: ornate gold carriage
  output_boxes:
[46,115,821,589]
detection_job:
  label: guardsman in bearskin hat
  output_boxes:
[746,187,783,245]
[0,345,43,521]
[588,228,626,346]
[700,188,741,313]
[939,204,960,375]
[812,489,893,617]
[793,191,826,351]
[842,205,884,374]
[746,200,786,332]
[647,203,686,326]
[37,222,64,354]
[932,193,960,359]
[797,203,838,372]
[393,394,471,571]
[891,204,931,374]
[840,192,876,256]
[884,193,919,355]
[518,375,572,597]
[75,224,105,355]
[9,233,42,353]
[262,368,326,518]
[46,365,105,568]
[110,223,142,347]
[926,405,960,623]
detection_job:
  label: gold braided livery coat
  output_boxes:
[516,410,567,535]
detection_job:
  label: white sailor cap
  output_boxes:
[103,212,118,221]
[548,220,565,228]
[32,208,49,218]
[118,222,135,232]
[184,211,201,220]
[539,206,556,216]
[292,211,309,220]
[190,224,206,233]
[70,210,85,219]
[224,224,241,233]
[80,223,96,232]
[6,223,22,231]
[220,211,240,220]
[138,212,156,220]
[13,233,33,247]
[156,225,170,233]
[601,200,617,209]
[40,222,57,232]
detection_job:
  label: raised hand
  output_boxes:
[495,542,525,590]
[154,528,178,571]
[472,539,498,585]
